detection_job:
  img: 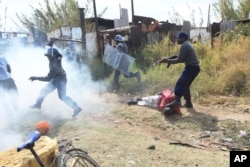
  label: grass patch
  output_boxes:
[219,119,250,146]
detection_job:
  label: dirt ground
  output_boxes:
[56,93,250,166]
[2,92,250,167]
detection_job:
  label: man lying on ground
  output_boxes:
[127,89,181,116]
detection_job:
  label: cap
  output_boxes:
[114,34,124,42]
[44,47,62,58]
[176,32,189,40]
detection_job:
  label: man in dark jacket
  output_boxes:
[160,32,200,108]
[29,39,82,118]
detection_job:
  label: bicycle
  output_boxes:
[17,131,100,167]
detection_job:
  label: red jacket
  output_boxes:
[157,89,180,113]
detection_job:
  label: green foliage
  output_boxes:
[15,0,106,33]
[134,38,177,73]
[234,23,250,36]
[194,35,250,97]
[16,0,81,32]
[219,119,250,145]
[213,0,250,20]
[116,27,250,97]
[237,0,250,19]
[220,24,250,44]
[216,67,246,95]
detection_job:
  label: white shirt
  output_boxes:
[0,56,11,80]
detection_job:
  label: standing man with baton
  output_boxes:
[160,32,200,108]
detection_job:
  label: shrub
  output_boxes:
[104,27,250,97]
[215,67,246,95]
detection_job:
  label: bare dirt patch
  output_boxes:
[55,93,250,167]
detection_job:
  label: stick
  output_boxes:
[150,55,178,68]
[52,37,85,43]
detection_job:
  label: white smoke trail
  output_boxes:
[0,40,108,151]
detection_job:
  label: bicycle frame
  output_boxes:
[17,131,101,167]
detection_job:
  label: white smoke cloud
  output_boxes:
[0,40,108,151]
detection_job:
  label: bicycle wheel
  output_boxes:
[59,148,100,167]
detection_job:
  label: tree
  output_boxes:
[168,7,184,25]
[16,0,79,32]
[213,0,250,21]
[16,0,107,33]
[213,0,238,20]
[237,0,250,19]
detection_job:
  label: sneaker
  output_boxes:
[136,72,141,82]
[112,83,120,92]
[127,99,138,105]
[72,107,82,118]
[30,104,41,109]
[127,98,142,105]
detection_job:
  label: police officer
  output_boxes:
[162,32,200,108]
[112,34,141,91]
[63,40,82,69]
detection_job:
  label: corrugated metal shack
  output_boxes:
[46,14,184,57]
[211,18,250,47]
[100,15,183,52]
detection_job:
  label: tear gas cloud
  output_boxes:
[0,40,108,151]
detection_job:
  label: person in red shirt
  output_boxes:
[127,89,181,116]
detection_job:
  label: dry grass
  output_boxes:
[126,34,250,97]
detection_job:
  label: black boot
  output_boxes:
[166,96,181,107]
[112,82,120,92]
[130,72,141,82]
[182,100,193,108]
[135,72,141,82]
[127,98,141,105]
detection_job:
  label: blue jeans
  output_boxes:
[174,66,200,101]
[34,77,79,110]
[0,78,19,111]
